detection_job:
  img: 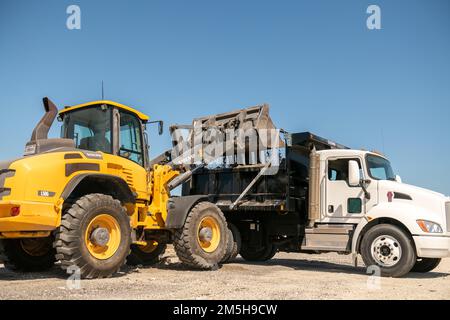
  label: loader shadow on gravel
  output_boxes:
[0,264,130,282]
[126,257,224,272]
[0,265,69,281]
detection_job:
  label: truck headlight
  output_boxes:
[416,220,443,233]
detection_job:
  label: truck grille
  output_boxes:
[446,202,450,232]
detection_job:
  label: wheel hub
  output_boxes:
[199,227,213,242]
[84,214,121,260]
[371,235,402,267]
[380,245,391,256]
[196,216,221,253]
[90,227,110,247]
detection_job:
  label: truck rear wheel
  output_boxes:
[221,223,241,263]
[1,237,55,271]
[174,202,228,270]
[360,224,416,277]
[127,241,167,266]
[240,242,277,262]
[54,194,131,279]
[411,258,441,273]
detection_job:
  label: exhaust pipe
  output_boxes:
[24,97,72,156]
[30,97,58,141]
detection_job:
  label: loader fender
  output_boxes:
[61,173,136,205]
[165,195,208,229]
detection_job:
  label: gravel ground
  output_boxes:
[0,246,449,300]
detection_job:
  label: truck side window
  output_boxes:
[328,158,361,182]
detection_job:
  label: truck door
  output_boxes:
[325,157,365,220]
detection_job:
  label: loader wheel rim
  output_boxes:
[85,214,121,260]
[138,240,159,253]
[197,216,221,253]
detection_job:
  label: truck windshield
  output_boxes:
[366,154,395,181]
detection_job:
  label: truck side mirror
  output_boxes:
[348,160,360,187]
[395,175,402,183]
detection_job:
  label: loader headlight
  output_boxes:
[416,220,443,233]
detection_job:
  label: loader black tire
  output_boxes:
[174,202,228,270]
[1,237,55,271]
[240,242,277,262]
[411,258,441,273]
[221,223,241,263]
[54,194,131,279]
[360,224,416,278]
[127,242,167,266]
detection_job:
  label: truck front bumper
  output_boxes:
[413,235,450,258]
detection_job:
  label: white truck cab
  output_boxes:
[312,148,450,276]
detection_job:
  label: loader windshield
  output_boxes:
[61,105,112,153]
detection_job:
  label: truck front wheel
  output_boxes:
[411,258,441,273]
[173,202,228,270]
[360,224,416,277]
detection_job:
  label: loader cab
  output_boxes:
[59,101,150,168]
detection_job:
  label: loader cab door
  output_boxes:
[325,157,366,222]
[108,108,149,198]
[117,110,146,168]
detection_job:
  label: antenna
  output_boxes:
[101,80,104,100]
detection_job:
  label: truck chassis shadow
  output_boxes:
[235,257,449,279]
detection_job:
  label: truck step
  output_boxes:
[301,224,354,252]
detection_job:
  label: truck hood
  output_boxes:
[378,180,448,214]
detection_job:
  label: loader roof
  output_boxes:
[59,100,150,122]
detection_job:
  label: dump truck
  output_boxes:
[179,119,450,277]
[0,98,271,278]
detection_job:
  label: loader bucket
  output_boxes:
[170,103,283,151]
[166,104,284,190]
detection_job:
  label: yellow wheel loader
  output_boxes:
[0,97,256,278]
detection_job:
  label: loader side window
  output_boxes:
[119,112,144,166]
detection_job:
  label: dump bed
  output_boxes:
[182,131,347,213]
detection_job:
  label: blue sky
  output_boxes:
[0,0,449,194]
